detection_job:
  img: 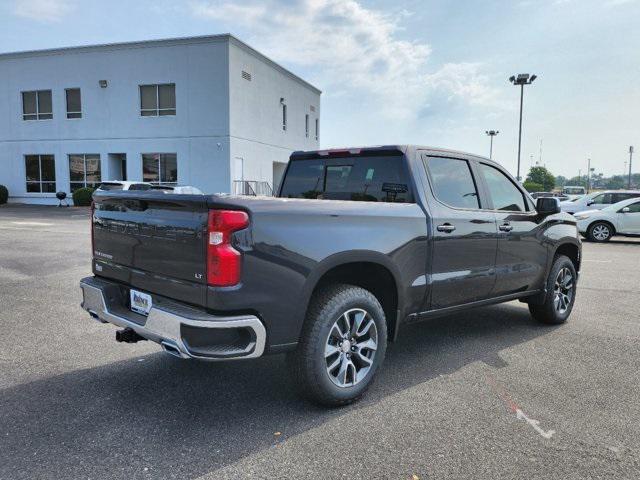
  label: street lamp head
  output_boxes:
[510,73,537,85]
[485,130,499,136]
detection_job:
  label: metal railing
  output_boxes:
[233,181,274,196]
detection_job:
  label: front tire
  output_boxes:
[588,221,613,242]
[289,284,387,407]
[529,255,577,325]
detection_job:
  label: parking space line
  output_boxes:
[486,374,555,440]
[10,221,55,226]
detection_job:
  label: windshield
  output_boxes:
[98,183,124,191]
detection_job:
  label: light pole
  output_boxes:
[509,73,537,181]
[587,158,595,193]
[629,146,634,189]
[485,130,499,159]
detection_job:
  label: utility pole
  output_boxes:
[539,139,543,166]
[587,158,591,193]
[629,146,634,189]
[509,73,537,181]
[485,130,499,159]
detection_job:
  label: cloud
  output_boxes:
[191,0,499,120]
[13,0,74,22]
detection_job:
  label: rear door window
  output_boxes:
[280,155,413,203]
[613,192,640,203]
[425,157,479,209]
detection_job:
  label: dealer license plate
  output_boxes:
[130,289,152,316]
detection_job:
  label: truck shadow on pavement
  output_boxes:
[0,303,553,480]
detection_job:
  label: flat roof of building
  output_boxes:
[0,33,321,94]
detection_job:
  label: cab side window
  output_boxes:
[478,163,527,212]
[425,157,479,209]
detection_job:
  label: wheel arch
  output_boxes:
[299,251,404,343]
[553,241,581,273]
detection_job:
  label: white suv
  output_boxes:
[97,181,152,191]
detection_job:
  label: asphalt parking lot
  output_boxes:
[1,204,639,480]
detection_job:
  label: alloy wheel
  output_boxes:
[592,224,610,241]
[553,267,574,314]
[324,308,378,388]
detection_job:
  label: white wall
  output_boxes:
[227,39,320,190]
[0,38,231,202]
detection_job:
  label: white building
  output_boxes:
[0,34,321,204]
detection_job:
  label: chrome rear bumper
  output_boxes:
[79,276,266,360]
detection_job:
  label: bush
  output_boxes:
[523,181,544,193]
[0,185,7,205]
[72,187,95,206]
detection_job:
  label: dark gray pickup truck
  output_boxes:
[80,145,581,405]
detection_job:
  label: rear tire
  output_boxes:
[288,284,387,407]
[529,255,577,325]
[588,221,613,242]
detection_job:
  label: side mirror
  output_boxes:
[621,207,630,213]
[586,200,594,206]
[537,196,560,216]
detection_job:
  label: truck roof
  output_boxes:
[290,145,494,163]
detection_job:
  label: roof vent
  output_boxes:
[242,71,252,81]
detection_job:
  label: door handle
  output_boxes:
[499,223,513,232]
[437,223,456,233]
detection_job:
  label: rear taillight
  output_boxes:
[207,210,249,286]
[90,201,95,256]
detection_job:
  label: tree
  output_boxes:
[555,175,567,187]
[526,166,555,191]
[605,175,625,190]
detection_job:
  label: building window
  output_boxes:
[69,154,101,192]
[22,90,52,120]
[305,114,309,138]
[25,155,56,193]
[282,103,287,131]
[315,118,319,141]
[142,153,177,184]
[65,88,82,119]
[140,84,176,116]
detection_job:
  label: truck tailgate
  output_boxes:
[92,192,209,307]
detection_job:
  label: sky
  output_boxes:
[1,0,639,178]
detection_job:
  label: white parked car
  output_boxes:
[575,197,640,242]
[97,181,152,191]
[149,185,203,194]
[560,190,640,214]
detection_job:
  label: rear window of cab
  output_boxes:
[280,155,414,203]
